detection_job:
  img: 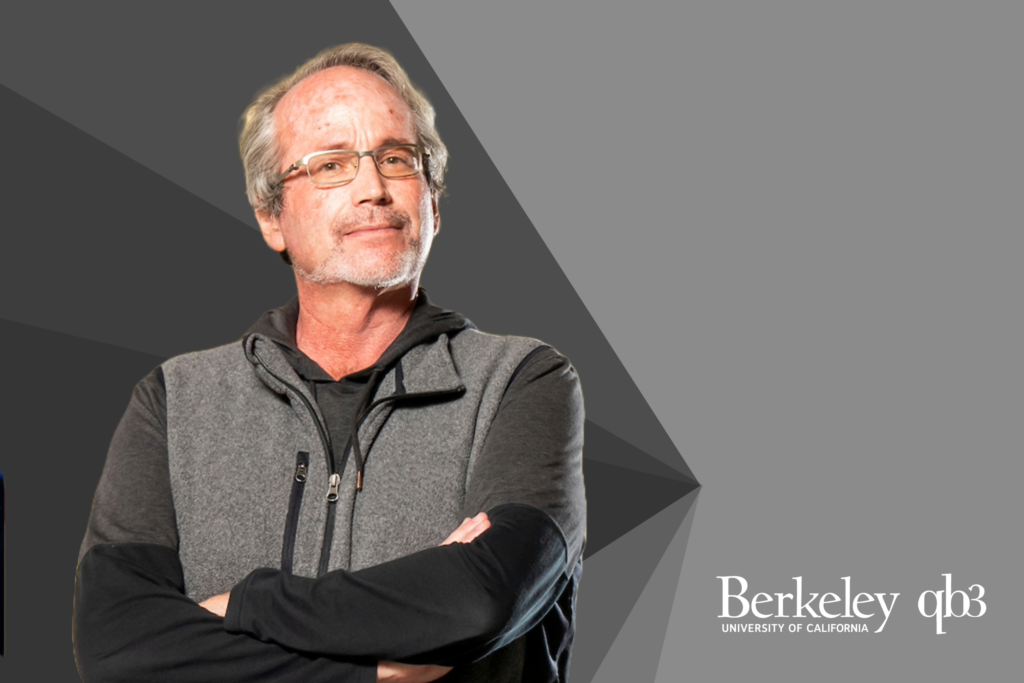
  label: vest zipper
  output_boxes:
[280,451,309,574]
[326,473,341,501]
[251,348,339,577]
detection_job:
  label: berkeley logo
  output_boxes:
[718,576,898,633]
[718,574,985,635]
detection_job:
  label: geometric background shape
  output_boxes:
[1,471,3,656]
[0,82,296,358]
[0,2,698,680]
[0,319,165,674]
[582,457,697,558]
[603,489,699,683]
[574,488,699,683]
[584,420,696,483]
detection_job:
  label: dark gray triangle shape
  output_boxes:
[0,3,431,231]
[1,471,4,656]
[0,2,695,483]
[593,489,700,683]
[0,319,166,679]
[0,84,296,359]
[572,489,699,683]
[586,420,697,484]
[582,459,697,558]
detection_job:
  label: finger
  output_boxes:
[472,512,491,533]
[440,517,476,546]
[461,516,487,540]
[461,513,491,543]
[440,512,493,546]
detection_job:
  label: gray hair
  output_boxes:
[239,43,448,218]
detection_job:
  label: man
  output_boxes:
[73,43,585,683]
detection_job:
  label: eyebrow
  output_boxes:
[313,137,417,152]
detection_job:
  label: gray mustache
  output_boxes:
[335,209,411,233]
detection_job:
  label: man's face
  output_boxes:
[257,66,437,290]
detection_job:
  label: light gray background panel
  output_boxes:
[394,1,1022,681]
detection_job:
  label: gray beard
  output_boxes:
[293,205,433,289]
[295,234,426,289]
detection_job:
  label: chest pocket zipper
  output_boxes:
[280,451,309,574]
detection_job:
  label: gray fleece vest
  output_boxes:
[162,328,545,602]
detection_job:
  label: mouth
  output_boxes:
[335,209,412,239]
[342,223,404,237]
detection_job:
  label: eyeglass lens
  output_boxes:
[307,146,421,186]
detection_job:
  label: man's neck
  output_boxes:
[294,278,419,381]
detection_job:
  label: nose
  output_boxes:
[349,153,390,205]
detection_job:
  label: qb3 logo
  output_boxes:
[918,573,986,634]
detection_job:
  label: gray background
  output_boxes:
[1,0,1021,680]
[393,1,1022,680]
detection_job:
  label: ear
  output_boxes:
[256,209,287,254]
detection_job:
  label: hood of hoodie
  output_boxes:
[243,288,474,382]
[241,289,475,500]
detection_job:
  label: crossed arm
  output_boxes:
[197,513,493,683]
[76,499,572,683]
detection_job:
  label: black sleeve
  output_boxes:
[74,369,376,683]
[224,504,568,665]
[222,346,586,666]
[76,544,377,683]
[77,367,177,562]
[463,346,586,571]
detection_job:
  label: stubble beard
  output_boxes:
[294,206,433,290]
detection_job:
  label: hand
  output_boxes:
[377,660,452,682]
[198,591,231,618]
[440,512,490,546]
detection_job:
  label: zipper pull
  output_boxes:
[326,473,341,502]
[295,462,308,483]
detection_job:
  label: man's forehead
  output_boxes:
[277,66,410,129]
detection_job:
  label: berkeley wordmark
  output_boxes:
[718,576,898,633]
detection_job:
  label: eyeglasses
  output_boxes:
[276,144,426,188]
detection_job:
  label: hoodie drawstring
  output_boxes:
[348,366,385,492]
